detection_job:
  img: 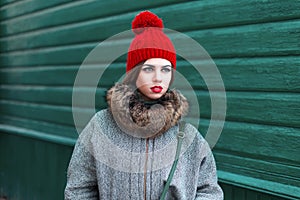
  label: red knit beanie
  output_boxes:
[126,11,176,73]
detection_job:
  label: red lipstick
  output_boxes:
[151,86,163,93]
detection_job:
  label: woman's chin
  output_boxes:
[146,93,164,100]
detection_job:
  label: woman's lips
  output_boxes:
[151,86,163,93]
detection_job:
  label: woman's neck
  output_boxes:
[136,89,161,105]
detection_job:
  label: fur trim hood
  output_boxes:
[106,83,189,138]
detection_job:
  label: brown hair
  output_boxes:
[122,62,144,86]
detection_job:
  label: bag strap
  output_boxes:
[160,121,186,200]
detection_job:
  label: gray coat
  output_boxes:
[65,109,223,200]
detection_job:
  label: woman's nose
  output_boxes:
[153,70,162,82]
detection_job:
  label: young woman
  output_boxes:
[65,11,223,200]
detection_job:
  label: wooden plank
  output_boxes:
[1,20,300,65]
[0,86,73,105]
[2,15,300,56]
[0,64,125,86]
[202,119,300,188]
[0,85,108,107]
[0,0,18,7]
[0,100,106,128]
[178,57,300,92]
[0,83,299,128]
[186,20,300,58]
[215,153,300,187]
[0,18,130,52]
[211,119,300,164]
[2,0,300,38]
[0,115,77,140]
[218,171,300,199]
[1,57,299,92]
[0,100,76,126]
[0,0,72,21]
[0,66,80,85]
[2,3,300,53]
[0,0,185,37]
[0,43,94,66]
[1,103,299,167]
[224,92,300,128]
[0,64,298,128]
[186,91,300,128]
[160,0,300,31]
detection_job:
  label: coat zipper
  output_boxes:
[143,138,149,200]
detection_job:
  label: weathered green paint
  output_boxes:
[1,20,300,66]
[2,0,300,52]
[0,0,77,21]
[0,0,18,7]
[1,0,300,199]
[0,0,186,37]
[0,90,299,128]
[219,172,299,200]
[1,58,299,91]
[0,0,72,21]
[0,115,77,141]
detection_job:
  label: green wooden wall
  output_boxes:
[0,0,300,200]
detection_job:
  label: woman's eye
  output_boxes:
[142,67,153,72]
[162,68,171,73]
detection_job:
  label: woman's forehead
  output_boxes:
[144,58,172,66]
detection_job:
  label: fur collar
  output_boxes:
[106,83,189,138]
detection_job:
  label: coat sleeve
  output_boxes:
[195,141,224,200]
[64,116,99,200]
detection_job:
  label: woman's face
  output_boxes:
[136,58,172,100]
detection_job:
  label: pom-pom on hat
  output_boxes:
[126,11,176,72]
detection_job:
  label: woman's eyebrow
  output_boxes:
[142,64,172,68]
[142,64,155,67]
